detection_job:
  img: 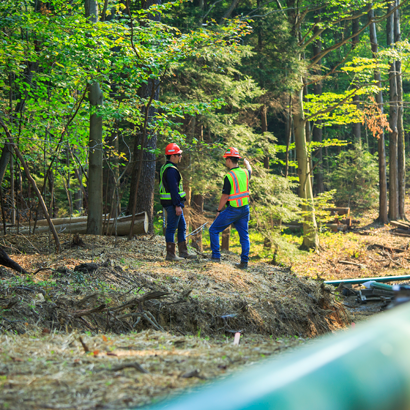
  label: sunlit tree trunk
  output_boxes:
[352,11,361,145]
[85,0,103,234]
[294,86,319,249]
[287,0,318,249]
[395,0,405,219]
[387,2,399,220]
[369,7,388,224]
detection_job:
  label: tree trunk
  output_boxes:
[10,154,15,225]
[191,194,204,251]
[285,96,292,178]
[387,3,399,220]
[220,0,240,22]
[261,104,269,169]
[294,86,319,249]
[352,11,361,145]
[312,18,324,194]
[221,226,231,251]
[85,0,103,235]
[0,144,11,186]
[369,7,388,224]
[395,0,405,219]
[127,0,161,234]
[0,119,61,252]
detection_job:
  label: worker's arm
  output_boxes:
[243,158,252,173]
[166,168,184,215]
[216,194,230,216]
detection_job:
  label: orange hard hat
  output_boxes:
[223,147,241,158]
[165,143,182,155]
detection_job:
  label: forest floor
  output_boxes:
[0,208,408,409]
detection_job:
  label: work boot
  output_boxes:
[210,257,221,263]
[166,243,183,261]
[178,241,198,260]
[235,262,248,270]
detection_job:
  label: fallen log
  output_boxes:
[391,221,410,230]
[395,228,410,235]
[391,232,410,238]
[280,222,348,231]
[323,207,350,216]
[367,243,406,253]
[327,223,348,232]
[338,260,367,269]
[18,213,148,236]
[35,214,108,227]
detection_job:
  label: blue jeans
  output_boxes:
[209,205,250,263]
[165,205,186,243]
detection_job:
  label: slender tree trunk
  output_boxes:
[294,86,319,249]
[220,0,240,22]
[369,7,388,224]
[285,96,292,178]
[352,11,361,145]
[191,194,204,251]
[0,144,11,186]
[304,84,314,189]
[261,104,269,169]
[387,3,399,220]
[0,119,61,251]
[85,0,103,235]
[10,155,15,225]
[312,18,324,194]
[221,226,231,251]
[395,0,405,219]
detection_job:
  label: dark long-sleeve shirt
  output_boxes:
[160,161,185,208]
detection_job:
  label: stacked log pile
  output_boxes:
[391,220,410,237]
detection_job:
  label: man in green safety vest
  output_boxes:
[209,147,252,269]
[159,143,197,261]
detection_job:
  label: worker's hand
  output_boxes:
[175,206,182,216]
[243,158,251,171]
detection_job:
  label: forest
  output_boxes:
[1,0,410,409]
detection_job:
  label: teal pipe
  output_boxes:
[370,282,393,291]
[143,303,410,410]
[324,274,410,286]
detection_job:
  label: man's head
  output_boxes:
[165,143,183,164]
[223,147,241,169]
[225,156,239,169]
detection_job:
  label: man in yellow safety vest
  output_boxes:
[159,143,197,261]
[209,147,252,269]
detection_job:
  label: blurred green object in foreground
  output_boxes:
[143,302,410,410]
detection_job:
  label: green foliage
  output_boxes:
[328,145,379,210]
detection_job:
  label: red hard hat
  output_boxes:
[223,147,241,158]
[165,143,182,155]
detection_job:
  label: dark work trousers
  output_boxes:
[164,205,187,243]
[209,205,250,263]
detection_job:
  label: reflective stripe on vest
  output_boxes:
[159,163,186,200]
[226,168,249,207]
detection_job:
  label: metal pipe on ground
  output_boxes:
[324,274,410,286]
[143,302,410,410]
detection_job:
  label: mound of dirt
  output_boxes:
[0,234,349,338]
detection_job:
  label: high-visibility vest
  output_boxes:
[226,168,249,207]
[159,163,186,201]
